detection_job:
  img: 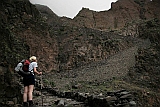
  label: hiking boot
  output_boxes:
[28,100,37,107]
[29,104,37,107]
[23,102,28,107]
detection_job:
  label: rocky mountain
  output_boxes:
[35,4,60,27]
[0,0,160,106]
[0,0,59,72]
[0,0,58,105]
[61,0,160,36]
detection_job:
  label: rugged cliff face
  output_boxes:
[35,4,60,27]
[36,0,160,72]
[35,1,140,72]
[127,19,160,107]
[0,0,59,72]
[61,0,160,35]
[0,0,58,105]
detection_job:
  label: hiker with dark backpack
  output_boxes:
[22,56,42,107]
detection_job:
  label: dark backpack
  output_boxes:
[15,59,31,77]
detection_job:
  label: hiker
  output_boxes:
[23,56,42,107]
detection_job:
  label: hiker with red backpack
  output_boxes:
[23,56,42,107]
[15,56,42,107]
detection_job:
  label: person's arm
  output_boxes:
[20,70,30,75]
[33,67,42,75]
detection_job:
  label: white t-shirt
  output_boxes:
[29,62,38,75]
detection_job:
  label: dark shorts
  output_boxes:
[23,75,35,86]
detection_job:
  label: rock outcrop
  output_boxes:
[73,0,160,30]
[0,0,59,72]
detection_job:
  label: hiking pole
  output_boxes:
[41,74,43,107]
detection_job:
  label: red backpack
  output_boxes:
[15,59,30,77]
[22,60,30,72]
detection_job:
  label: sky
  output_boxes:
[29,0,118,19]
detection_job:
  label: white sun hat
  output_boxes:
[29,56,37,61]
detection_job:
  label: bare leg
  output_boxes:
[28,85,34,100]
[23,86,29,102]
